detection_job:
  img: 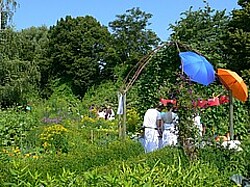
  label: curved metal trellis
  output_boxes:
[117,41,210,139]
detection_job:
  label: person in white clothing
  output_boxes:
[97,108,106,119]
[161,104,179,147]
[142,103,164,153]
[193,114,203,137]
[105,106,115,120]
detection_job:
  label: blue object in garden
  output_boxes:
[179,51,215,86]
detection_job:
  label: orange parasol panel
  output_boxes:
[217,68,248,102]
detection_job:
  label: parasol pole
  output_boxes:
[229,90,234,140]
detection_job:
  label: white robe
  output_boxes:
[144,128,161,153]
[142,108,161,153]
[161,111,179,147]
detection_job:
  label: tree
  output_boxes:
[222,0,250,126]
[136,44,181,114]
[109,7,160,79]
[48,15,113,97]
[0,59,40,107]
[167,2,249,144]
[0,28,19,59]
[169,2,230,68]
[18,26,48,62]
[0,0,18,29]
[17,26,50,97]
[134,2,249,155]
[222,0,250,72]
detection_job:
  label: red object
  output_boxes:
[160,98,176,106]
[197,100,207,108]
[160,98,168,106]
[219,95,229,104]
[207,97,220,106]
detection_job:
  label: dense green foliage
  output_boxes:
[0,0,18,29]
[48,15,114,97]
[109,7,161,80]
[0,1,250,186]
[170,3,230,68]
[223,0,250,72]
[0,59,40,106]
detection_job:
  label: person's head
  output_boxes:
[155,102,164,112]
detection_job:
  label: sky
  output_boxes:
[13,0,240,41]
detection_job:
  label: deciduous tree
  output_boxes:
[0,59,40,107]
[169,2,230,68]
[0,0,18,29]
[222,0,250,72]
[48,15,113,97]
[109,7,160,79]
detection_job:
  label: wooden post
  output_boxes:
[117,92,122,138]
[122,93,127,139]
[229,90,234,140]
[118,114,122,138]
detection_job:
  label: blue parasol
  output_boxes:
[179,51,215,86]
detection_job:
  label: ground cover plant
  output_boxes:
[0,93,250,186]
[0,1,250,186]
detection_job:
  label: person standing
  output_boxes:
[193,113,203,137]
[142,102,164,153]
[105,106,115,120]
[161,104,179,147]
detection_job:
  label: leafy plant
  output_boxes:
[126,107,141,133]
[40,124,69,153]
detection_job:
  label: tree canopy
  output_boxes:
[109,7,160,79]
[0,0,18,29]
[222,0,250,72]
[169,3,230,68]
[48,15,113,97]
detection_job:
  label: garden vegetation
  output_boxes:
[0,1,250,186]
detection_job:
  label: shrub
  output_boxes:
[82,147,233,186]
[40,124,69,153]
[0,108,39,147]
[126,108,141,133]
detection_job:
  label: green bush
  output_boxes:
[40,124,69,153]
[0,108,39,147]
[199,145,245,174]
[81,147,233,186]
[126,108,141,133]
[2,139,143,181]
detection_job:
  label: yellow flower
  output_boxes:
[13,147,21,153]
[24,153,30,157]
[81,116,96,124]
[32,155,39,159]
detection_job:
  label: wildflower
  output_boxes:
[24,153,30,157]
[13,147,21,153]
[32,155,39,159]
